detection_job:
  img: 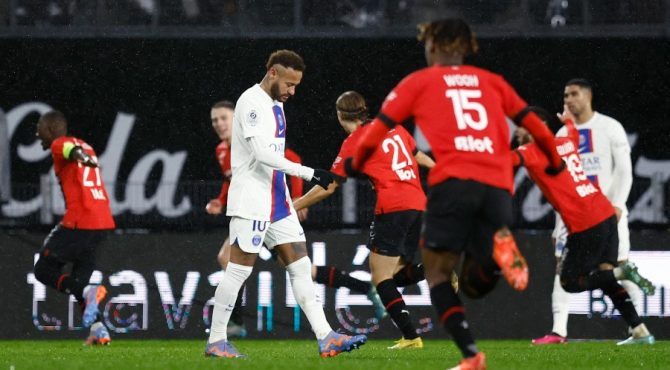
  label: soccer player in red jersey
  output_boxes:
[34,110,115,345]
[294,91,436,349]
[205,100,249,337]
[346,19,565,370]
[514,108,655,345]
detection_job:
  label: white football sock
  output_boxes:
[631,323,650,338]
[551,274,570,338]
[208,262,252,344]
[286,256,332,340]
[620,280,644,314]
[90,321,103,331]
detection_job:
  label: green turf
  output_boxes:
[0,339,667,370]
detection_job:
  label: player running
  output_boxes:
[534,79,649,345]
[34,110,115,345]
[513,107,655,345]
[205,50,366,359]
[294,90,435,349]
[346,19,564,370]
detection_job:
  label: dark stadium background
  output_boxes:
[1,1,669,341]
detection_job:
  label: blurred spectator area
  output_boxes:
[2,177,668,230]
[1,0,668,32]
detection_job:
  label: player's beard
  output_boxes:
[270,81,289,102]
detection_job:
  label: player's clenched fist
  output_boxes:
[206,199,223,215]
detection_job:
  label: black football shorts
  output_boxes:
[558,215,619,280]
[422,178,513,257]
[367,209,422,261]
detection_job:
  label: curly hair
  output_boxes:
[266,49,306,72]
[417,18,479,56]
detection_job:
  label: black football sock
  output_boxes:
[562,269,620,293]
[315,266,371,294]
[57,273,86,302]
[34,257,85,302]
[230,283,245,326]
[603,281,642,329]
[461,257,500,299]
[431,281,478,358]
[376,279,418,339]
[393,263,425,287]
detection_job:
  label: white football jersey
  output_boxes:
[227,84,293,222]
[556,111,632,211]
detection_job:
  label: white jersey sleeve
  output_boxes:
[236,94,266,139]
[607,119,633,210]
[248,136,314,180]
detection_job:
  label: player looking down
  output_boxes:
[205,50,367,359]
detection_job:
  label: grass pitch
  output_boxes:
[0,339,667,370]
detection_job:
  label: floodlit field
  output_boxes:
[0,339,667,370]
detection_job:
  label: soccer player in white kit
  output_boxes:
[204,49,367,358]
[533,79,655,345]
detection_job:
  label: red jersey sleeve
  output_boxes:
[490,74,562,170]
[285,148,304,198]
[515,144,541,168]
[353,74,422,170]
[50,137,65,157]
[331,130,360,178]
[380,74,421,125]
[490,74,528,118]
[215,142,232,206]
[217,182,230,205]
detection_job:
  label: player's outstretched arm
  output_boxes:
[293,179,340,211]
[351,117,394,171]
[248,136,333,190]
[414,150,435,169]
[514,107,563,174]
[248,136,314,180]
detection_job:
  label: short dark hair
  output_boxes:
[40,110,67,126]
[266,50,306,72]
[565,78,593,91]
[417,18,478,56]
[212,100,235,110]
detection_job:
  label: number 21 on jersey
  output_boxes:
[382,134,416,181]
[80,159,106,200]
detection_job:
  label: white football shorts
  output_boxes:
[229,213,306,254]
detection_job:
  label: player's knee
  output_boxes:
[598,262,614,271]
[559,275,582,293]
[217,251,229,270]
[33,257,53,286]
